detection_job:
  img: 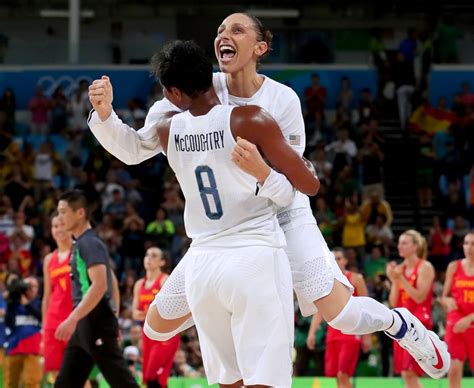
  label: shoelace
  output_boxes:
[399,325,434,361]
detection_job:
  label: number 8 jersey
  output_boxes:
[166,105,285,249]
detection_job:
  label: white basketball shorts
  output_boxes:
[183,245,293,386]
[284,223,354,317]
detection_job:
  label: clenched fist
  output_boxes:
[89,75,114,121]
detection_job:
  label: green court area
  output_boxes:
[165,377,474,388]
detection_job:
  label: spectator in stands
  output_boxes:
[69,86,90,132]
[104,189,127,220]
[120,215,146,275]
[358,88,378,125]
[358,138,385,200]
[450,216,470,260]
[314,197,337,248]
[429,215,453,273]
[393,51,416,129]
[415,133,436,208]
[337,76,355,117]
[304,73,327,143]
[5,275,42,387]
[50,86,69,133]
[145,208,175,250]
[0,88,16,130]
[309,146,333,186]
[366,214,393,257]
[437,14,461,63]
[399,28,417,66]
[360,191,393,227]
[0,198,14,236]
[342,198,366,260]
[28,87,50,135]
[4,166,32,212]
[443,180,467,222]
[160,186,185,227]
[369,28,389,97]
[172,349,200,378]
[33,142,56,201]
[325,127,357,177]
[8,212,34,252]
[0,110,13,153]
[364,246,388,279]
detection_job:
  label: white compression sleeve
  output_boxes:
[328,296,395,335]
[256,169,295,208]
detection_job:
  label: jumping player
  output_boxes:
[148,39,319,386]
[132,247,180,388]
[42,213,73,382]
[88,13,450,380]
[439,231,474,388]
[387,230,435,388]
[307,248,371,388]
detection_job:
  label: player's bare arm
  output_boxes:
[231,105,320,196]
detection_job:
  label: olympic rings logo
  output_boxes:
[36,75,94,97]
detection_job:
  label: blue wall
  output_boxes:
[0,66,377,110]
[429,67,474,106]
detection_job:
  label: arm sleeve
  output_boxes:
[88,98,181,165]
[256,169,295,208]
[256,89,305,206]
[276,91,306,157]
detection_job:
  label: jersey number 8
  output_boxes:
[195,166,223,220]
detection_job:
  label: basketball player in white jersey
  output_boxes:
[146,40,318,387]
[88,14,450,379]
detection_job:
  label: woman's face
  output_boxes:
[214,13,267,74]
[398,234,417,258]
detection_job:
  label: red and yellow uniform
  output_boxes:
[325,272,362,377]
[445,259,474,370]
[43,249,72,372]
[393,260,433,376]
[139,274,180,386]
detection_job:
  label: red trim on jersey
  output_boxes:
[396,259,433,327]
[447,259,474,325]
[138,273,166,313]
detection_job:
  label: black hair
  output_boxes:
[243,13,273,62]
[59,189,91,220]
[150,40,213,98]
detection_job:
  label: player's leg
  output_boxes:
[22,354,43,388]
[336,341,360,388]
[447,360,463,388]
[445,325,468,388]
[145,335,180,387]
[90,335,139,387]
[401,370,423,388]
[287,223,450,378]
[184,250,243,386]
[144,256,194,340]
[226,247,293,387]
[55,340,94,388]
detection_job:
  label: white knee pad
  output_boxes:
[328,296,393,335]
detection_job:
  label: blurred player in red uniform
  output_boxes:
[133,247,180,388]
[306,248,371,388]
[439,231,474,388]
[41,213,73,382]
[387,229,435,388]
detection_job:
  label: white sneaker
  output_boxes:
[385,307,451,379]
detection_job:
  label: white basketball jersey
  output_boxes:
[166,105,285,249]
[213,72,314,230]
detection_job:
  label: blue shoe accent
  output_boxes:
[391,309,408,339]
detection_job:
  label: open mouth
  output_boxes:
[219,45,236,62]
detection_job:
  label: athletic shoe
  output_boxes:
[386,307,450,379]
